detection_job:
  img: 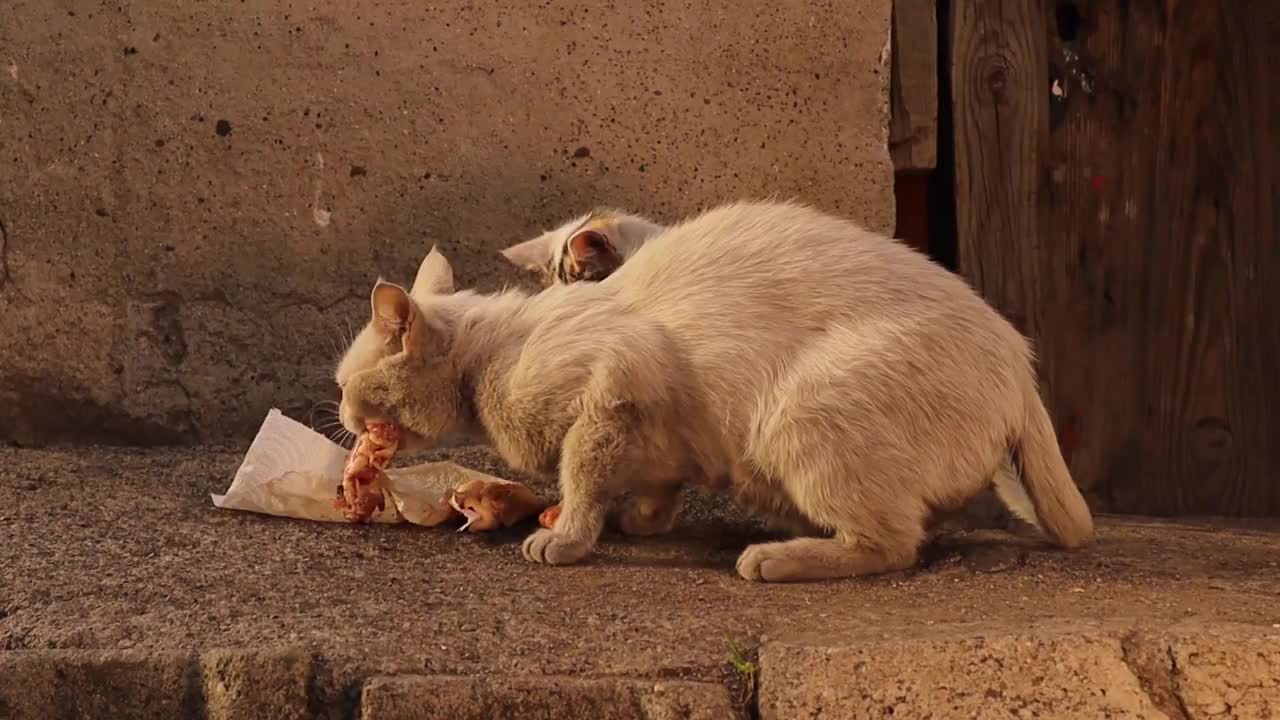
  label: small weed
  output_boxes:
[724,633,758,708]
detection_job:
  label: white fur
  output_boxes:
[339,201,1094,582]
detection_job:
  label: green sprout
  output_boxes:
[724,634,758,706]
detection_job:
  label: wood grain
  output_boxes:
[951,0,1280,516]
[890,0,939,171]
[951,0,1050,336]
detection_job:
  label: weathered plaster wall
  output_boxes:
[0,0,893,444]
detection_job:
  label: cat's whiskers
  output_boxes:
[327,315,358,362]
[306,403,324,429]
[307,400,337,423]
[307,400,347,442]
[333,428,356,449]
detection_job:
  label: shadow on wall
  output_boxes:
[0,163,608,447]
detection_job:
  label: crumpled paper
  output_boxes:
[212,408,516,527]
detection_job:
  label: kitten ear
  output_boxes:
[370,280,414,340]
[567,229,612,262]
[566,229,623,281]
[500,234,553,271]
[411,246,454,300]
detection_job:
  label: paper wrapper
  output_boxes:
[212,408,526,527]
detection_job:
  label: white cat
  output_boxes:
[336,201,1093,581]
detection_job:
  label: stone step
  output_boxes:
[759,627,1280,720]
[0,648,740,720]
[361,675,736,720]
[2,626,1276,719]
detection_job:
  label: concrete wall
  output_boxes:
[0,0,894,445]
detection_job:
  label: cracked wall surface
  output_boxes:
[0,0,894,445]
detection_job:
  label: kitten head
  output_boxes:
[335,247,464,449]
[500,207,664,286]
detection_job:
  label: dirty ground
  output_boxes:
[2,445,1278,717]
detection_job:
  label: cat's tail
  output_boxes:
[992,386,1094,549]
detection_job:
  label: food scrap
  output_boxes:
[217,409,557,531]
[447,477,548,533]
[334,423,400,523]
[538,504,560,529]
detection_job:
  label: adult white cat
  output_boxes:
[336,201,1093,581]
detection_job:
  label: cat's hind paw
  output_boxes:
[521,528,592,565]
[616,492,681,537]
[736,537,918,582]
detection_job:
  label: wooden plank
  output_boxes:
[1123,1,1280,516]
[951,0,1280,516]
[889,0,939,171]
[950,0,1050,333]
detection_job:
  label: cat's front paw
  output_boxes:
[736,542,791,582]
[521,528,592,565]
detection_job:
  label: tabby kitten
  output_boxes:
[501,207,665,287]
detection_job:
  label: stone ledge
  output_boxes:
[360,675,740,720]
[0,649,200,720]
[0,628,1274,719]
[0,648,314,720]
[1166,632,1280,719]
[758,627,1280,720]
[202,648,313,720]
[0,649,738,720]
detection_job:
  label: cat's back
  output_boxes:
[513,282,624,370]
[607,201,1029,409]
[612,200,982,328]
[505,281,677,400]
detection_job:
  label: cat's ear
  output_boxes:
[411,246,454,300]
[370,280,414,341]
[566,228,624,280]
[500,234,554,271]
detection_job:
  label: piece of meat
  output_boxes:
[538,504,560,529]
[333,423,401,523]
[448,478,548,532]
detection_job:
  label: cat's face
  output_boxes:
[336,248,462,450]
[501,208,664,286]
